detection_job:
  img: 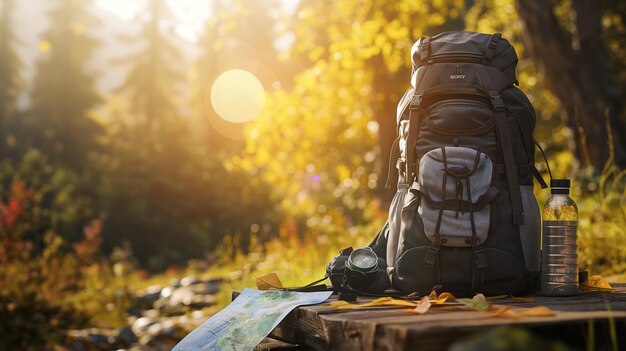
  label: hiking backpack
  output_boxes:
[367,31,549,297]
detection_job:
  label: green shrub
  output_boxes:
[0,175,134,349]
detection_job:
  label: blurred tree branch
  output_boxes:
[515,0,626,171]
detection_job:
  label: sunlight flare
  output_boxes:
[210,69,265,124]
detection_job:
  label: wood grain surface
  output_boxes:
[259,284,626,350]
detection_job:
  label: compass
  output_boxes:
[346,247,378,274]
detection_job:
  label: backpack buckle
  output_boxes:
[424,246,440,267]
[473,248,489,270]
[490,94,505,111]
[409,94,422,110]
[396,158,405,171]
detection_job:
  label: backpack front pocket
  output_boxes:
[416,147,496,247]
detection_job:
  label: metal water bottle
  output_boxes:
[541,179,579,296]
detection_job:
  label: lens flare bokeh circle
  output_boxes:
[210,69,265,124]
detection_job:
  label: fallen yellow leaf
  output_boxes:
[439,292,456,301]
[502,310,521,319]
[430,298,448,305]
[490,306,509,316]
[329,297,418,310]
[329,301,360,310]
[580,285,616,292]
[361,297,417,308]
[256,272,284,290]
[428,290,438,300]
[520,306,556,317]
[413,296,432,314]
[489,306,520,319]
[584,275,613,289]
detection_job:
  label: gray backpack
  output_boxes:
[368,31,549,297]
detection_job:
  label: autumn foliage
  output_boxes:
[0,0,625,348]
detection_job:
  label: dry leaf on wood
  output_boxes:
[489,306,520,319]
[413,296,432,314]
[520,306,556,317]
[458,298,491,311]
[581,275,615,291]
[429,292,455,304]
[330,297,418,310]
[256,272,284,290]
[361,297,417,308]
[438,292,456,301]
[329,301,361,310]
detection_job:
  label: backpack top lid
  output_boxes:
[411,31,519,84]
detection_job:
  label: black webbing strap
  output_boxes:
[491,93,525,225]
[534,139,553,185]
[297,275,330,291]
[483,33,502,64]
[416,186,499,212]
[533,167,548,189]
[404,94,423,184]
[464,171,487,293]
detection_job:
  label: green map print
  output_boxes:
[172,288,332,351]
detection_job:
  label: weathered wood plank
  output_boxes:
[235,284,626,350]
[275,284,626,350]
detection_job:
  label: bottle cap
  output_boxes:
[550,178,570,194]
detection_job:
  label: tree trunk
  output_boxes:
[514,0,626,172]
[371,55,400,207]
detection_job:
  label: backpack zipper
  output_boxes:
[428,53,484,64]
[428,98,490,110]
[426,52,518,75]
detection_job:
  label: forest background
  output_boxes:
[1,0,625,348]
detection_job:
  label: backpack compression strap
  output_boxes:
[482,33,502,64]
[405,94,423,184]
[491,93,525,225]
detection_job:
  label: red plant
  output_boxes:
[74,219,104,262]
[0,179,33,232]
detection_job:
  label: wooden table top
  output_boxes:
[263,284,626,351]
